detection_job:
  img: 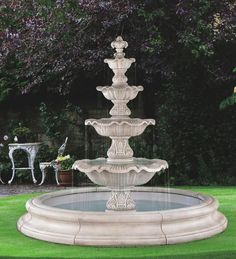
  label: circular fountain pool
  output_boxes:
[46,190,201,212]
[17,187,227,246]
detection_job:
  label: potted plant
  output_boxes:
[12,124,36,143]
[54,156,74,186]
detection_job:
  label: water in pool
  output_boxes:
[54,199,190,212]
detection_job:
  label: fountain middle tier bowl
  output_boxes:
[73,157,168,188]
[85,118,155,137]
[17,187,227,246]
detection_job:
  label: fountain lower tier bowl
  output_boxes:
[72,157,168,188]
[17,187,227,246]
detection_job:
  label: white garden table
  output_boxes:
[8,143,41,184]
[0,146,5,184]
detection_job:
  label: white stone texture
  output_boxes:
[73,36,168,211]
[73,158,168,188]
[17,187,228,246]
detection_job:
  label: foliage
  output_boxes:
[0,0,137,97]
[12,124,36,143]
[0,136,12,182]
[0,0,83,96]
[220,93,236,110]
[0,1,235,94]
[154,79,236,185]
[60,157,74,171]
[36,143,57,163]
[39,102,83,145]
[139,1,236,185]
[220,69,236,109]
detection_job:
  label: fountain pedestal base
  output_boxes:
[106,190,136,211]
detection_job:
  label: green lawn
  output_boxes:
[0,187,236,259]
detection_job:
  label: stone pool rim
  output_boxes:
[17,186,227,246]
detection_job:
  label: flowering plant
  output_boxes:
[50,154,70,166]
[50,155,74,171]
[55,155,70,163]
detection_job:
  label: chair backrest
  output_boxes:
[57,137,68,156]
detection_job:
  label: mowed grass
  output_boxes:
[0,187,236,259]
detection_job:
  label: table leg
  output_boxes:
[8,149,15,184]
[38,165,46,186]
[27,152,37,184]
[0,172,4,184]
[54,167,60,185]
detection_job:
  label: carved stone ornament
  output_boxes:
[106,191,136,211]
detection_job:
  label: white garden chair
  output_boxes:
[38,137,68,185]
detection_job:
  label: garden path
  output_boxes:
[0,184,71,197]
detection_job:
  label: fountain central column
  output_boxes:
[107,137,133,163]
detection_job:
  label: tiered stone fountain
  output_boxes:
[73,36,168,211]
[17,37,227,246]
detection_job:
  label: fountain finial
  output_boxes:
[111,36,128,58]
[104,36,135,86]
